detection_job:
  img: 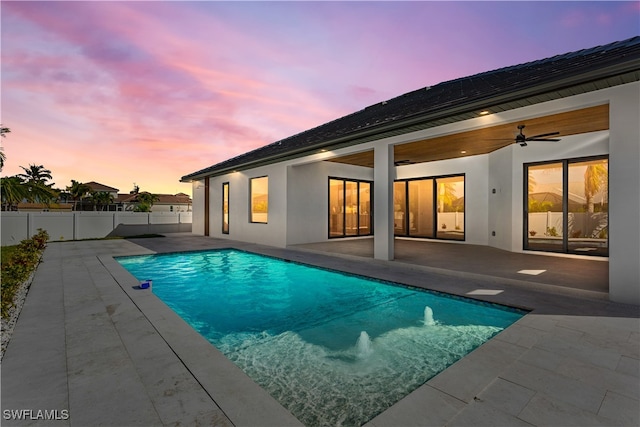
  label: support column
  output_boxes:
[609,85,640,305]
[373,144,394,261]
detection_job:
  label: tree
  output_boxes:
[1,176,28,210]
[134,192,159,212]
[67,180,92,211]
[584,163,608,213]
[16,164,57,204]
[0,124,10,171]
[25,181,58,204]
[437,182,457,213]
[90,191,114,211]
[18,164,53,185]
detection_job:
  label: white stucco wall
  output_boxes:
[206,165,288,247]
[608,83,640,305]
[286,161,374,245]
[487,145,515,251]
[191,180,205,235]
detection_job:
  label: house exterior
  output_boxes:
[182,37,640,305]
[85,181,120,198]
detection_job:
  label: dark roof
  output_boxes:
[182,36,640,181]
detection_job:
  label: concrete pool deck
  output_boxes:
[1,234,638,426]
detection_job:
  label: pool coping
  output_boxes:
[100,251,304,426]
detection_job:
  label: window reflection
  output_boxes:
[436,176,464,240]
[568,159,608,255]
[250,176,268,223]
[395,175,464,241]
[222,182,229,233]
[525,157,608,256]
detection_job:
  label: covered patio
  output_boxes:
[293,238,609,297]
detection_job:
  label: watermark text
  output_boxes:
[3,409,69,421]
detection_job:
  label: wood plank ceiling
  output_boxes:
[325,104,609,168]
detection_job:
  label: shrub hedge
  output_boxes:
[1,229,49,319]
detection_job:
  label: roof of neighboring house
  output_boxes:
[156,194,192,204]
[182,36,640,182]
[85,182,120,193]
[115,193,192,204]
[17,203,74,211]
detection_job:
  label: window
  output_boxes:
[395,175,464,241]
[250,176,268,223]
[436,176,465,240]
[524,156,608,256]
[329,178,372,238]
[222,182,229,234]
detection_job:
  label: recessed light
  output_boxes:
[479,110,490,116]
[460,150,467,154]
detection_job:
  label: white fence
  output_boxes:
[528,212,607,238]
[1,212,192,246]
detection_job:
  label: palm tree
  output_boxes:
[26,181,58,205]
[0,124,10,171]
[1,176,28,210]
[584,163,608,213]
[16,164,57,204]
[67,180,92,211]
[18,164,53,185]
[437,182,457,213]
[134,192,160,212]
[90,191,115,211]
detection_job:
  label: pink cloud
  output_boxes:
[2,1,638,196]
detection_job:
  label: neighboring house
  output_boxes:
[182,37,640,305]
[116,192,192,212]
[85,181,119,198]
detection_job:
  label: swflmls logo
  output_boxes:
[3,409,69,420]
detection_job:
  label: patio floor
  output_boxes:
[1,234,638,426]
[293,237,610,296]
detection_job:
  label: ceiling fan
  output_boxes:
[514,124,560,147]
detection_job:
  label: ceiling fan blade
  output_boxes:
[527,138,561,142]
[526,131,560,140]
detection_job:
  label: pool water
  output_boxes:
[117,249,524,426]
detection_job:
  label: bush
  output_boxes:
[1,229,49,319]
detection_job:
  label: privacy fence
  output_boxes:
[1,212,192,246]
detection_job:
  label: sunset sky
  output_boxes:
[2,1,638,196]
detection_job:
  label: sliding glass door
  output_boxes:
[525,156,608,256]
[329,178,372,238]
[395,175,464,241]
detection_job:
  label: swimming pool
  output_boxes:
[117,249,524,426]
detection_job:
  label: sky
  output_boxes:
[1,1,638,196]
